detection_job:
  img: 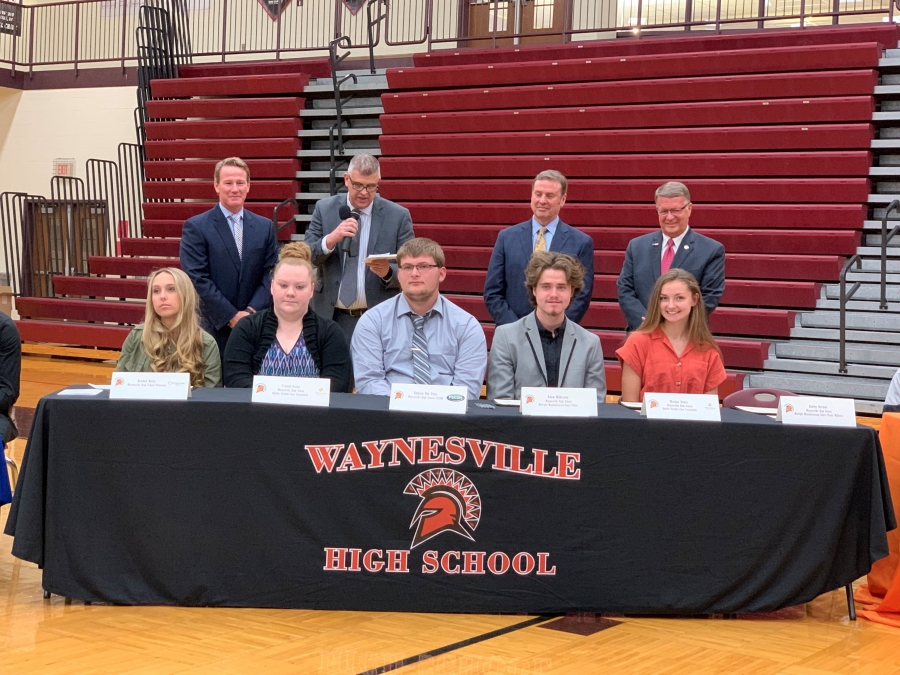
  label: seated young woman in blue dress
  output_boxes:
[223,242,351,391]
[116,267,222,387]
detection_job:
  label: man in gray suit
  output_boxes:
[305,154,415,341]
[617,181,725,331]
[487,251,606,402]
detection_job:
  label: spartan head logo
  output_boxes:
[404,469,481,549]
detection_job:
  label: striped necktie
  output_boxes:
[661,238,675,274]
[410,311,432,385]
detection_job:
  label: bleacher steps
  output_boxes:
[746,370,890,408]
[798,310,900,331]
[790,326,900,343]
[299,107,384,117]
[774,341,900,366]
[298,128,382,138]
[762,357,897,379]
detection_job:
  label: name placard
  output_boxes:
[641,393,721,421]
[109,372,191,400]
[777,395,856,427]
[251,375,331,407]
[389,383,468,415]
[520,387,598,417]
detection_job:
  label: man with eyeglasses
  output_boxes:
[617,181,725,331]
[305,153,414,342]
[351,238,487,400]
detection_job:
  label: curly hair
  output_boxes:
[141,268,208,387]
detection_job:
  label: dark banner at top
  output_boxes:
[342,0,365,15]
[257,0,292,20]
[0,1,21,38]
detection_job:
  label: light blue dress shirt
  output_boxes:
[351,294,488,400]
[532,216,559,251]
[218,203,245,247]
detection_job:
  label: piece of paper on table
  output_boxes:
[89,384,111,390]
[58,388,104,396]
[492,399,520,407]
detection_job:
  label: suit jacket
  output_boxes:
[304,194,414,318]
[179,206,278,348]
[483,219,594,325]
[617,228,725,331]
[487,312,606,402]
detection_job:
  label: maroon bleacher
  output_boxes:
[373,24,893,393]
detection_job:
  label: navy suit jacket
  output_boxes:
[484,219,594,325]
[616,228,725,331]
[179,206,278,348]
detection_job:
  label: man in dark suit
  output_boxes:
[617,181,725,331]
[483,170,594,325]
[305,153,414,342]
[179,157,279,354]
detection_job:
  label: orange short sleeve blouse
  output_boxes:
[615,328,727,401]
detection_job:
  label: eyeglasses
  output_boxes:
[398,263,440,273]
[656,205,690,216]
[349,180,379,193]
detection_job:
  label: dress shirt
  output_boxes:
[351,293,488,400]
[661,226,690,267]
[218,203,245,249]
[532,217,559,251]
[321,196,373,310]
[536,316,565,387]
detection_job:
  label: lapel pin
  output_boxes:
[684,245,690,250]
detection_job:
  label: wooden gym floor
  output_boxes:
[1,355,899,675]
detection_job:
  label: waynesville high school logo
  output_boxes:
[405,469,481,548]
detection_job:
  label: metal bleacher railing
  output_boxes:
[0,0,898,76]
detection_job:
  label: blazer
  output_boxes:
[116,325,222,388]
[486,312,607,402]
[179,206,279,346]
[304,194,415,318]
[483,219,594,325]
[616,228,725,331]
[222,307,351,392]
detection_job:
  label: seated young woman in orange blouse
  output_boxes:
[616,268,726,402]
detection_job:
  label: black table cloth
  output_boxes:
[4,388,895,614]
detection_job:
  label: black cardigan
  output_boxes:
[222,308,352,392]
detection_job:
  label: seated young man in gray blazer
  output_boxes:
[487,251,606,402]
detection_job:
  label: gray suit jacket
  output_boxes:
[487,312,607,402]
[304,194,415,318]
[616,228,725,331]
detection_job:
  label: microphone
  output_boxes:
[337,205,361,254]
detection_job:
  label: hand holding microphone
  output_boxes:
[335,205,361,254]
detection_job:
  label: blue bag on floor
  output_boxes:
[0,436,11,507]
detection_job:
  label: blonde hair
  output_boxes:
[141,268,208,387]
[397,238,445,267]
[637,268,722,358]
[273,241,316,282]
[214,157,250,183]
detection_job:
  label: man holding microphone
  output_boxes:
[305,153,415,342]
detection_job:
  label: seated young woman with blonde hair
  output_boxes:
[223,242,351,391]
[616,268,726,402]
[116,267,222,387]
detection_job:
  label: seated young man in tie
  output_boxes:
[351,238,487,400]
[487,252,606,402]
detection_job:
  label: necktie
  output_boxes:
[661,238,675,274]
[338,245,358,308]
[534,226,547,252]
[231,214,243,261]
[410,312,431,385]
